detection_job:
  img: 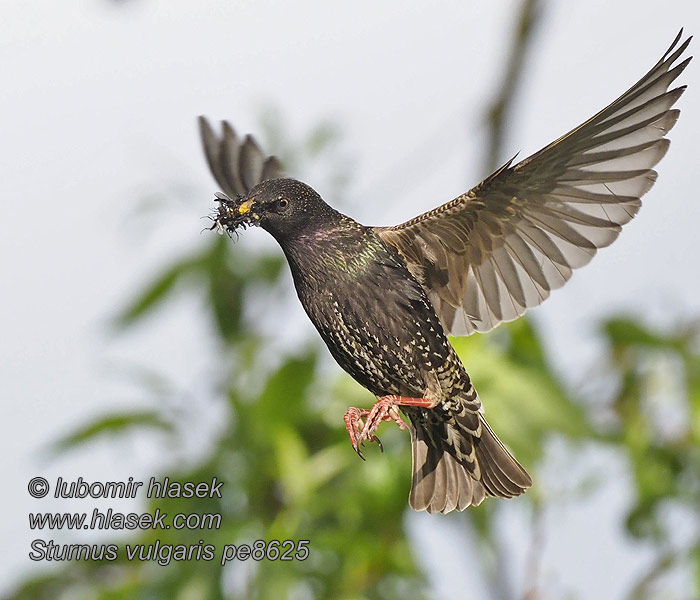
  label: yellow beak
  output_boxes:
[238,199,253,215]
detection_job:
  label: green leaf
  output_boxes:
[305,121,341,156]
[47,410,174,454]
[602,317,683,352]
[113,254,204,328]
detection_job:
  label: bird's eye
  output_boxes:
[277,198,290,211]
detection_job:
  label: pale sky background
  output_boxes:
[2,1,699,598]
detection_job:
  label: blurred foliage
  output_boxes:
[47,410,175,454]
[483,0,542,175]
[600,317,700,599]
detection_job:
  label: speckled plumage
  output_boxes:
[199,32,690,513]
[208,178,532,512]
[279,209,531,510]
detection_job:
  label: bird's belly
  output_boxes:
[319,319,426,397]
[306,289,457,399]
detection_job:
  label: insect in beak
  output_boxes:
[206,192,256,236]
[238,199,253,215]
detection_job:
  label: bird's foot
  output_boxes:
[359,396,408,447]
[344,406,377,460]
[345,395,436,459]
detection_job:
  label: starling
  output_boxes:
[199,32,690,513]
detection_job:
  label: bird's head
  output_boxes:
[210,178,340,243]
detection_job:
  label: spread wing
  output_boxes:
[376,31,691,336]
[198,116,284,197]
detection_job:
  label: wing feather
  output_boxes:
[198,116,284,197]
[376,31,691,335]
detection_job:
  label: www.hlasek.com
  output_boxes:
[27,476,309,566]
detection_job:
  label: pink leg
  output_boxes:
[344,407,371,458]
[344,406,385,459]
[345,395,437,458]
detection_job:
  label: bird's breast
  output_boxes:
[282,231,465,398]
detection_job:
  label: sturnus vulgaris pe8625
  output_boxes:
[199,32,691,514]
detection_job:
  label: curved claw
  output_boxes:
[344,398,410,458]
[374,435,383,453]
[359,398,408,443]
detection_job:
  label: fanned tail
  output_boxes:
[409,412,532,514]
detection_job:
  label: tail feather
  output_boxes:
[408,413,531,514]
[410,425,477,513]
[476,416,532,497]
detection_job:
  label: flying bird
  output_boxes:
[199,31,691,513]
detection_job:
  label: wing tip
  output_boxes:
[198,116,285,195]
